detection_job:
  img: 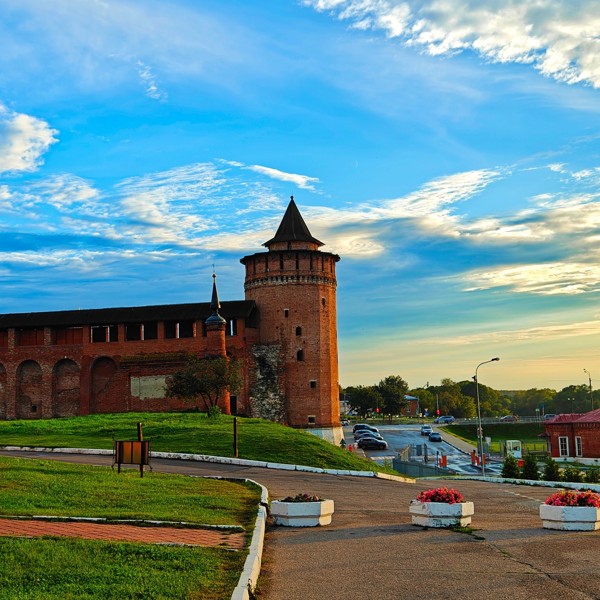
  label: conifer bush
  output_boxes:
[542,457,562,482]
[521,454,540,480]
[501,454,520,478]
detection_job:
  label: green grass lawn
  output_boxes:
[0,456,257,599]
[0,411,391,473]
[446,422,547,452]
[0,412,394,598]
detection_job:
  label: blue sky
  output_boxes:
[1,0,600,392]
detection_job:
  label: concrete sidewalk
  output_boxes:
[2,450,600,600]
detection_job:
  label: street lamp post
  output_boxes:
[474,357,500,478]
[583,369,594,411]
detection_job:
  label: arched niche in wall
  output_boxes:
[52,358,81,418]
[0,363,6,420]
[90,357,117,414]
[16,360,43,419]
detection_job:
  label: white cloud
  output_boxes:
[461,261,600,295]
[244,164,320,191]
[0,105,58,174]
[305,1,600,88]
[136,60,168,102]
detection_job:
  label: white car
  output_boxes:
[420,425,433,436]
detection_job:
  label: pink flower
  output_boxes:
[544,489,600,508]
[416,487,465,504]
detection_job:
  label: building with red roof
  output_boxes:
[544,408,600,463]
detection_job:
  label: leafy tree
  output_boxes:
[553,384,593,414]
[344,385,382,418]
[542,458,562,482]
[521,454,540,480]
[377,375,409,417]
[501,454,520,478]
[165,355,242,413]
[409,388,436,415]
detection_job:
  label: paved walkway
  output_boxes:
[2,450,600,600]
[0,517,245,549]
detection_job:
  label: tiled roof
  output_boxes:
[545,409,600,424]
[263,197,324,247]
[0,300,256,328]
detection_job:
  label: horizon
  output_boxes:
[1,1,599,392]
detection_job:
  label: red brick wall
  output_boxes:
[0,318,253,419]
[546,422,600,458]
[242,249,341,428]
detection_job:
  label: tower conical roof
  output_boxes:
[263,196,324,247]
[205,272,226,326]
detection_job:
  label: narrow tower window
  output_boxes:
[295,326,302,336]
[321,297,326,308]
[280,253,284,270]
[310,380,317,388]
[295,253,299,269]
[284,309,289,318]
[296,349,304,361]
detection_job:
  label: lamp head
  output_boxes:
[491,357,500,362]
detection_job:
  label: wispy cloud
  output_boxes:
[461,261,600,296]
[244,164,320,191]
[136,60,168,102]
[305,1,600,88]
[0,104,58,174]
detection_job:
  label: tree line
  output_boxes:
[343,377,596,419]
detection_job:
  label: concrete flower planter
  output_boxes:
[540,504,600,531]
[270,499,334,527]
[409,500,474,528]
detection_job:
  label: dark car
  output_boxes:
[428,432,442,442]
[354,430,384,441]
[434,416,455,424]
[353,423,379,433]
[357,437,388,450]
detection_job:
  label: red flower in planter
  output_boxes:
[281,493,322,502]
[416,487,465,504]
[544,489,600,508]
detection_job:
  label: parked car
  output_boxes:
[434,416,455,424]
[341,419,350,426]
[499,415,518,422]
[354,430,384,441]
[357,437,388,450]
[352,423,379,433]
[420,425,433,436]
[543,414,556,421]
[428,432,442,442]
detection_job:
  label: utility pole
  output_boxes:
[584,369,594,411]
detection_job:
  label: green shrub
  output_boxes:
[562,465,584,482]
[521,454,540,480]
[502,454,520,478]
[584,466,600,484]
[542,457,562,482]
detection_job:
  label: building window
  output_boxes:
[295,326,302,336]
[165,320,194,339]
[575,436,583,457]
[296,349,304,361]
[558,436,569,457]
[321,297,326,308]
[310,380,317,388]
[295,253,299,269]
[284,309,289,318]
[280,253,284,270]
[227,319,237,336]
[310,254,313,271]
[0,329,8,348]
[91,325,118,343]
[15,328,44,347]
[52,327,84,345]
[307,415,316,425]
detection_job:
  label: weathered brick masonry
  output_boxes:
[0,198,341,430]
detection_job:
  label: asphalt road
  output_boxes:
[2,449,599,600]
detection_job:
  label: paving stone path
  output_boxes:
[0,517,246,549]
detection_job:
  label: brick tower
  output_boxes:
[240,197,341,433]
